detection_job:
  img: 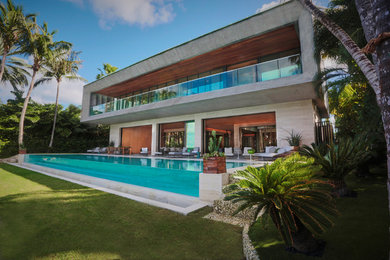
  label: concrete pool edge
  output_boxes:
[11,162,208,215]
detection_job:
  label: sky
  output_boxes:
[0,0,327,107]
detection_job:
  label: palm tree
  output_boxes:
[96,63,118,79]
[0,49,29,89]
[0,0,34,82]
[224,153,337,254]
[297,0,390,216]
[17,20,70,147]
[35,49,85,148]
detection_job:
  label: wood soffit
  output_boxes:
[97,25,299,97]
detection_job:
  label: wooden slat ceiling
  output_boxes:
[205,112,276,132]
[97,25,299,97]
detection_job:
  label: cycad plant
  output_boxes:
[299,136,370,196]
[225,153,337,254]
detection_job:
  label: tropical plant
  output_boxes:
[284,129,303,147]
[17,20,71,146]
[96,63,118,79]
[204,130,223,157]
[0,47,29,90]
[299,136,370,196]
[224,153,337,254]
[34,49,85,148]
[297,0,390,216]
[0,0,34,82]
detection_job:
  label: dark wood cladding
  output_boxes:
[121,125,152,154]
[98,25,299,97]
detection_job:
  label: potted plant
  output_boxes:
[19,143,27,154]
[284,130,302,151]
[203,130,226,173]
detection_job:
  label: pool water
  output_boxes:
[24,154,248,197]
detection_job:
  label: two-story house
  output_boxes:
[81,1,327,155]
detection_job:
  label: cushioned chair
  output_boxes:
[140,147,149,156]
[224,147,234,157]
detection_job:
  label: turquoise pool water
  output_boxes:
[24,154,248,197]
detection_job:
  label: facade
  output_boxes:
[81,1,327,155]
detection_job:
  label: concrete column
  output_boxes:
[18,154,25,165]
[194,117,203,152]
[199,172,229,204]
[151,122,158,155]
[233,124,240,149]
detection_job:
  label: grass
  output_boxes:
[249,166,389,260]
[0,163,243,260]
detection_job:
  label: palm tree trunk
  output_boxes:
[297,0,380,94]
[0,50,8,82]
[49,80,60,148]
[18,69,37,146]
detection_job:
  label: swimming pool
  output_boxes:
[24,154,248,197]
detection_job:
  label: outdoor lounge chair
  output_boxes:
[168,147,182,157]
[140,147,149,156]
[182,147,193,157]
[224,147,234,157]
[87,147,100,153]
[254,146,293,160]
[99,147,107,154]
[191,147,200,157]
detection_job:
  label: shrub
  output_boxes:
[224,153,337,255]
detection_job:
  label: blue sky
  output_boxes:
[1,0,327,106]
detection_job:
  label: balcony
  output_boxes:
[90,54,302,116]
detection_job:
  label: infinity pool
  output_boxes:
[24,154,248,197]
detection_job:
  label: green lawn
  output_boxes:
[249,166,389,260]
[0,163,243,260]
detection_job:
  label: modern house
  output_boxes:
[81,1,328,155]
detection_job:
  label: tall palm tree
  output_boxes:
[0,0,34,82]
[17,20,70,147]
[35,49,85,148]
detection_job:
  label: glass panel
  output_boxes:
[185,121,195,148]
[279,56,301,77]
[89,54,302,115]
[258,60,279,81]
[237,66,256,85]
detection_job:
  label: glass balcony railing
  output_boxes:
[90,54,302,115]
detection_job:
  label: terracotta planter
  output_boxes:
[19,149,26,154]
[203,156,226,174]
[292,146,299,151]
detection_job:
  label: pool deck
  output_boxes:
[14,154,267,214]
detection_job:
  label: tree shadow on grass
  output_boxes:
[0,163,89,191]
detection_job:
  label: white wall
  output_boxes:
[109,99,316,153]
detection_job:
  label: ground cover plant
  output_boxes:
[0,163,243,259]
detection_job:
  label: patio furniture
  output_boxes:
[224,147,234,157]
[168,147,182,157]
[191,147,200,158]
[99,147,108,154]
[140,147,149,156]
[87,147,100,153]
[182,147,193,157]
[234,147,242,159]
[254,146,293,160]
[242,147,252,157]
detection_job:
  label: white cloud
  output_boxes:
[66,0,178,29]
[0,76,85,107]
[256,0,288,13]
